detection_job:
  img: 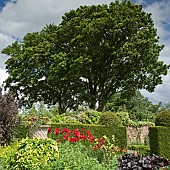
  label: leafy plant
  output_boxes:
[0,89,19,145]
[117,153,170,170]
[76,109,101,124]
[0,141,19,170]
[21,102,51,127]
[44,141,105,170]
[8,137,59,170]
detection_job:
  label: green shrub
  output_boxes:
[13,125,29,140]
[8,137,59,170]
[99,111,123,127]
[149,126,170,160]
[77,109,101,124]
[155,110,170,127]
[0,141,19,169]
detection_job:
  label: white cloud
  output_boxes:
[0,69,8,86]
[0,0,114,39]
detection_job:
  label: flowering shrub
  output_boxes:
[48,127,126,168]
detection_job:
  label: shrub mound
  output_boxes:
[155,110,170,127]
[99,111,123,127]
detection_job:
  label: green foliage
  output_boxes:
[0,141,19,169]
[99,111,123,127]
[8,137,59,170]
[155,110,170,127]
[127,144,150,155]
[115,111,134,126]
[149,126,170,160]
[44,141,106,170]
[2,1,169,114]
[77,109,101,124]
[51,114,67,123]
[105,91,160,122]
[13,125,29,140]
[0,89,19,145]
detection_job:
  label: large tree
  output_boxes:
[2,0,169,113]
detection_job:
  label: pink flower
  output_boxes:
[94,147,97,151]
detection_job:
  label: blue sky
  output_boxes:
[0,0,170,104]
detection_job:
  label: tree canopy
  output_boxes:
[105,90,160,121]
[2,0,169,114]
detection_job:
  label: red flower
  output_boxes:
[82,128,85,132]
[80,134,86,140]
[47,127,52,134]
[65,133,71,137]
[86,131,91,135]
[74,129,80,137]
[97,143,101,149]
[57,139,61,142]
[61,128,71,133]
[54,128,60,135]
[94,147,97,151]
[70,137,79,142]
[64,135,69,140]
[159,163,164,167]
[99,139,105,145]
[88,134,95,142]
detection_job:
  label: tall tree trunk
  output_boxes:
[58,92,67,114]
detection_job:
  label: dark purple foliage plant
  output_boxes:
[117,153,170,170]
[0,88,19,145]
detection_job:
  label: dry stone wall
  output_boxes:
[126,125,149,144]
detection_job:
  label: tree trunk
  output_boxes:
[58,92,67,114]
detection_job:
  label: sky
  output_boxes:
[0,0,169,104]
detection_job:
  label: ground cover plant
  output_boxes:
[117,153,170,170]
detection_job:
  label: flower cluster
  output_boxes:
[48,127,96,144]
[48,127,126,154]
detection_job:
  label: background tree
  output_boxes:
[105,90,160,122]
[2,0,169,113]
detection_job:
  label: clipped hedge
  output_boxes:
[50,123,127,149]
[149,126,170,160]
